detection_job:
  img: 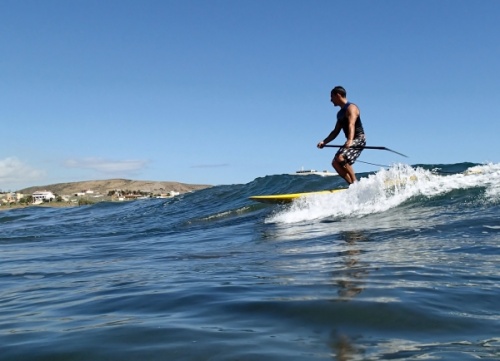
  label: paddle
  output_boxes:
[323,144,408,158]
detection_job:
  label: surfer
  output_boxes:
[317,86,366,184]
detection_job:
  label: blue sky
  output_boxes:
[1,0,499,190]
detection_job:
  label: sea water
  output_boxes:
[1,163,499,360]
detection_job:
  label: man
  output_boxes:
[317,86,366,184]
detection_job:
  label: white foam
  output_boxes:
[267,163,500,224]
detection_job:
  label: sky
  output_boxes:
[1,0,499,191]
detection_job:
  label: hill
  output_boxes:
[19,179,212,196]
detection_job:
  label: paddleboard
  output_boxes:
[250,175,419,204]
[249,188,346,204]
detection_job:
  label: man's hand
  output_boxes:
[317,141,325,149]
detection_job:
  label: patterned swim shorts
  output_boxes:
[336,137,366,165]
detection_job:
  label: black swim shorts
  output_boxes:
[336,137,366,165]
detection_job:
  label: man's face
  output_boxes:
[330,93,340,106]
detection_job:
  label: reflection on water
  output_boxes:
[329,231,371,360]
[261,226,372,360]
[329,332,360,361]
[334,231,370,301]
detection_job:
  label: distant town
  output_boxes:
[0,188,181,208]
[0,179,211,209]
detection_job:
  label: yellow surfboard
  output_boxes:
[249,175,421,204]
[249,188,346,204]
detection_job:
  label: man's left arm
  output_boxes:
[344,104,360,148]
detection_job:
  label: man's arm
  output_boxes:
[317,122,341,148]
[344,104,360,148]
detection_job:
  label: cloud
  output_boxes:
[190,163,229,168]
[63,157,148,174]
[0,157,46,189]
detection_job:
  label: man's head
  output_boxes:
[330,86,347,106]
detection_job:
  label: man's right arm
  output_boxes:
[317,123,341,148]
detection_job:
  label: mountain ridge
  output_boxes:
[18,179,212,196]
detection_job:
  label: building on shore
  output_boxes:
[1,192,24,205]
[32,191,56,203]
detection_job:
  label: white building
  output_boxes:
[32,191,56,203]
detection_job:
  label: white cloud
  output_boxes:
[0,157,46,190]
[63,157,148,174]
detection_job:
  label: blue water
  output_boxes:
[1,163,499,360]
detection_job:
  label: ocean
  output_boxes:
[1,162,499,360]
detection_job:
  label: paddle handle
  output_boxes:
[323,144,408,158]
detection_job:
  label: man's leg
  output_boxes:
[333,155,355,184]
[343,162,357,183]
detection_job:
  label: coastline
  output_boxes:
[0,195,186,212]
[1,178,212,212]
[0,202,78,212]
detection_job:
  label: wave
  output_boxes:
[4,162,499,235]
[266,162,500,224]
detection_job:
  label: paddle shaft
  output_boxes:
[323,144,408,158]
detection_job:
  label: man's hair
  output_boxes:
[331,86,347,97]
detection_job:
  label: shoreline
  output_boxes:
[0,195,182,212]
[1,179,212,212]
[0,202,78,211]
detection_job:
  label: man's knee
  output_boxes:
[335,155,348,168]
